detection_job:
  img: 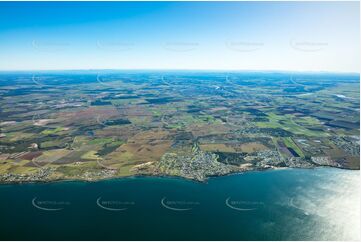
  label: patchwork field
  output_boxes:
[0,71,359,182]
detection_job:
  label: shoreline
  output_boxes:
[0,165,359,186]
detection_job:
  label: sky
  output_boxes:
[0,1,359,72]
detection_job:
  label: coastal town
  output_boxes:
[0,71,359,182]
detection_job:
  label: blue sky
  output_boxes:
[0,1,359,72]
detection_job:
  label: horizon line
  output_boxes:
[0,68,359,75]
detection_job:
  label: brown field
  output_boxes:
[59,107,120,125]
[235,142,268,153]
[20,151,43,160]
[105,130,173,165]
[200,143,236,153]
[188,123,231,138]
[32,149,72,165]
[95,125,142,140]
[345,157,360,169]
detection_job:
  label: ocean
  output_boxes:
[0,168,359,241]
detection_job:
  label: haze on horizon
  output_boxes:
[0,1,359,72]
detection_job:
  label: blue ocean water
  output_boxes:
[0,168,359,240]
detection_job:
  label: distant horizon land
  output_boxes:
[0,69,359,75]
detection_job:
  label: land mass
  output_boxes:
[0,71,359,183]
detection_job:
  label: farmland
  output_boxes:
[0,71,359,182]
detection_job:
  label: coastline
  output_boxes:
[0,165,358,186]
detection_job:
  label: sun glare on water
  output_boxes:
[292,169,360,241]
